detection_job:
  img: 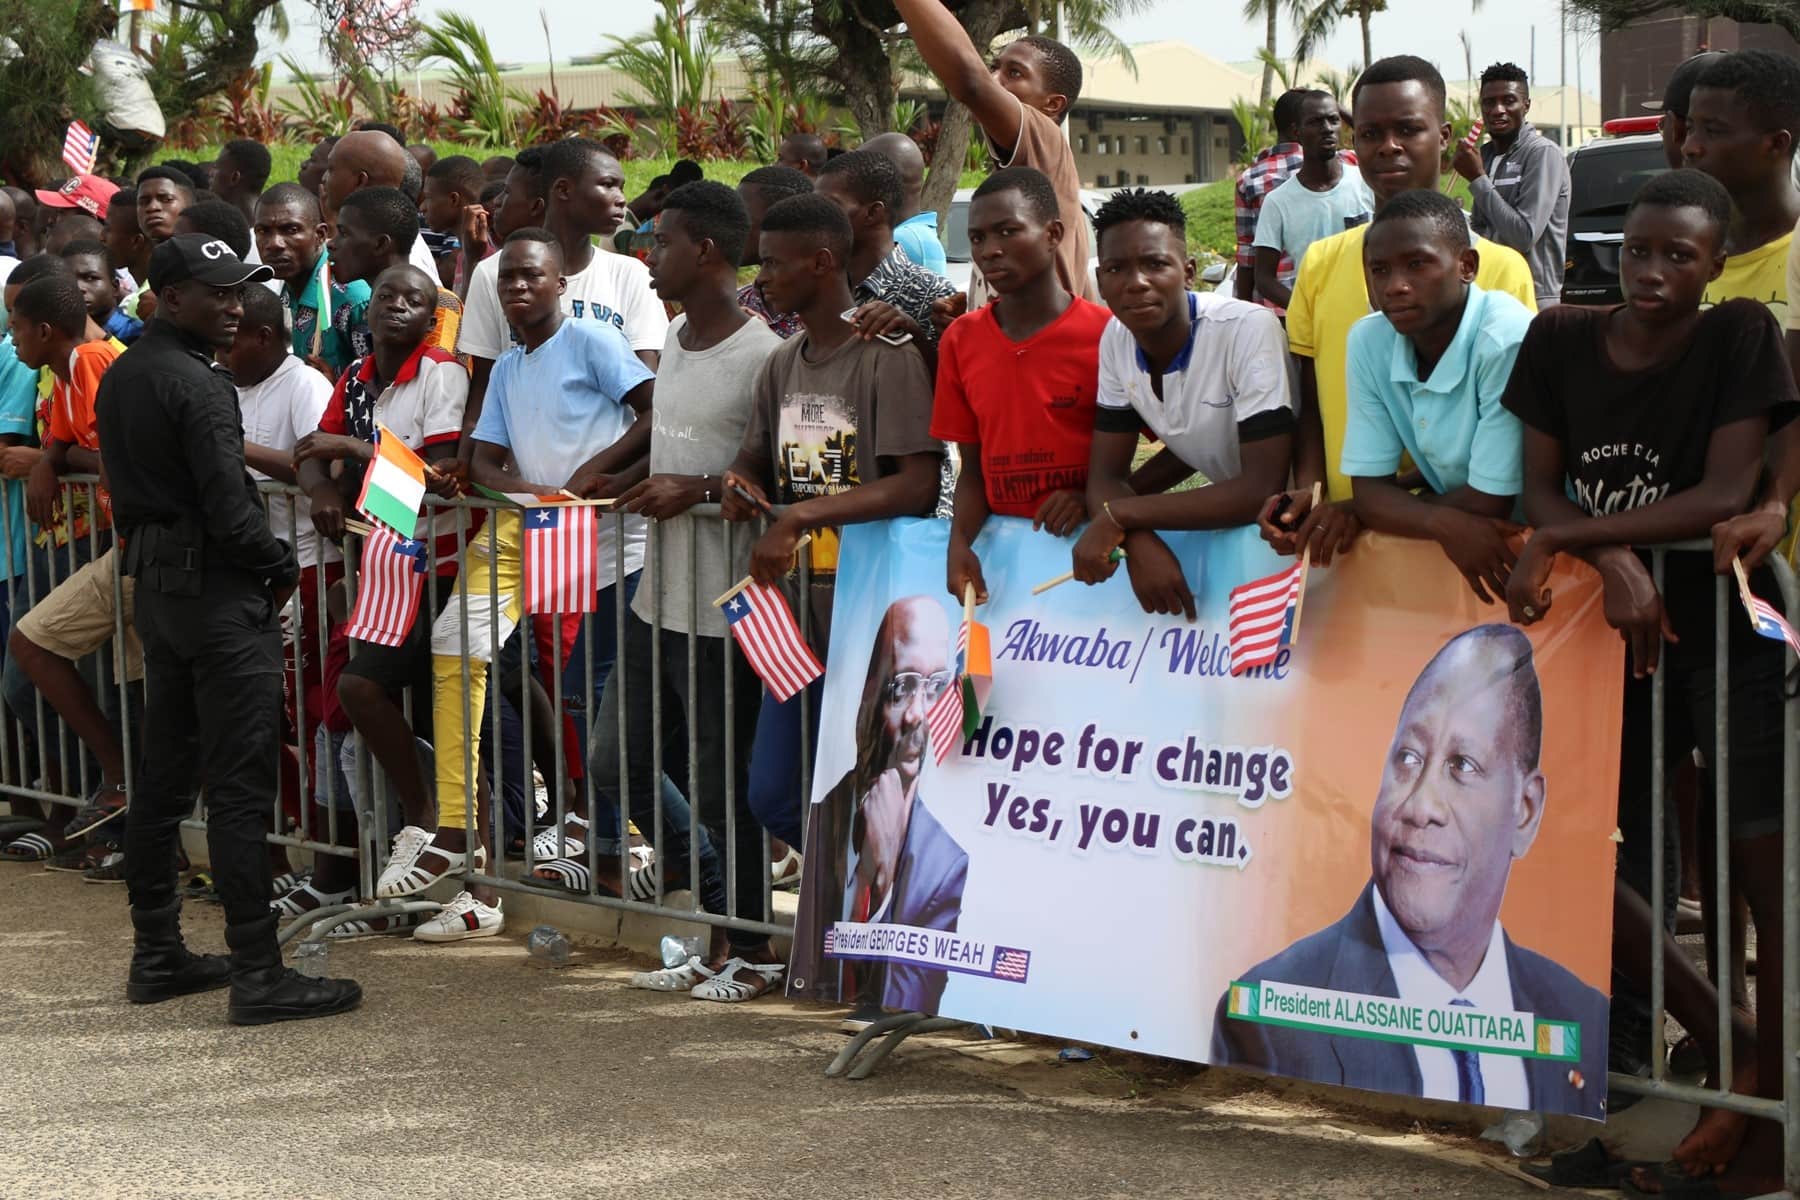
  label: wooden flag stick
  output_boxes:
[712,534,812,608]
[1731,556,1756,611]
[1288,481,1323,645]
[1032,547,1127,596]
[344,518,374,537]
[963,581,976,623]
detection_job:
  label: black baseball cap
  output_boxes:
[146,233,274,292]
[1643,51,1728,116]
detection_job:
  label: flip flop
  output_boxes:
[1,832,59,862]
[524,858,619,898]
[690,958,784,1003]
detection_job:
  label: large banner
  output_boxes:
[789,518,1623,1119]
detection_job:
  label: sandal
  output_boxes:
[690,958,784,1003]
[65,784,128,839]
[270,866,313,897]
[630,956,715,992]
[324,911,425,939]
[625,862,690,903]
[771,847,803,889]
[45,842,111,873]
[2,832,60,862]
[1522,1137,1651,1188]
[529,814,589,862]
[82,848,128,883]
[272,883,354,918]
[526,858,615,896]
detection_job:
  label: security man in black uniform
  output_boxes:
[96,234,361,1024]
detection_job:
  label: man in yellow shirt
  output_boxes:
[1695,51,1800,569]
[1260,55,1537,564]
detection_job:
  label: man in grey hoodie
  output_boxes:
[1453,62,1571,309]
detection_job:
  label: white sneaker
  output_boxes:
[374,825,436,898]
[413,891,504,942]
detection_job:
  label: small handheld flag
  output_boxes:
[926,665,965,765]
[1732,558,1800,658]
[523,502,599,614]
[343,523,428,646]
[958,582,992,739]
[355,425,428,536]
[1228,560,1305,676]
[1461,118,1484,150]
[720,582,823,702]
[62,121,99,175]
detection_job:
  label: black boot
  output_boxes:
[127,901,232,1003]
[225,914,362,1026]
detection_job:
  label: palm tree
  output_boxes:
[1293,0,1388,74]
[416,12,527,148]
[1243,0,1300,103]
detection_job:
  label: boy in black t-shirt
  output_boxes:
[1502,170,1796,1195]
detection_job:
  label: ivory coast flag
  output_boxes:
[959,612,992,739]
[356,426,427,536]
[1227,982,1258,1018]
[1535,1020,1579,1060]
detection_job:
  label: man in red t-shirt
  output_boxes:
[933,167,1110,604]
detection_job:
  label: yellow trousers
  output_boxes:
[429,511,523,830]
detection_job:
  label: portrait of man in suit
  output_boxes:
[1211,624,1608,1118]
[789,595,969,1013]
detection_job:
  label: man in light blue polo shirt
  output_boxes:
[1339,190,1533,605]
[862,133,950,278]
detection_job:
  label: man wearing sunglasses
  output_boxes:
[792,594,969,1014]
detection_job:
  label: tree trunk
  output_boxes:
[1260,3,1276,104]
[819,3,898,139]
[1360,8,1372,71]
[919,0,1011,223]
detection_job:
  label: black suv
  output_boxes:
[1561,130,1668,306]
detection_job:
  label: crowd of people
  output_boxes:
[0,3,1797,1186]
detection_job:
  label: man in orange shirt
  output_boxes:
[3,272,138,868]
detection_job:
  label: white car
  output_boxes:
[941,187,1103,296]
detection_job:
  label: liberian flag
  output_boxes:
[62,121,99,175]
[722,582,822,702]
[926,664,963,765]
[343,522,428,646]
[1744,592,1800,657]
[355,425,427,537]
[1228,560,1304,676]
[523,503,598,614]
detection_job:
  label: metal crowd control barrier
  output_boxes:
[1,483,1796,1182]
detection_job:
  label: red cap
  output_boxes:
[35,174,121,220]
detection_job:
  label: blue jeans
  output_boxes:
[746,680,822,847]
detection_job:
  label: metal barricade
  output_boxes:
[2,480,1795,1184]
[1602,542,1799,1195]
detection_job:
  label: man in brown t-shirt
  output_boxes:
[722,192,943,653]
[895,0,1095,308]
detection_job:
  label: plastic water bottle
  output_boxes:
[659,934,705,968]
[293,940,329,978]
[527,924,571,965]
[1480,1110,1546,1157]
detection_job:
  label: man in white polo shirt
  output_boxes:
[1068,190,1295,619]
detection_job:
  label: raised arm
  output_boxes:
[892,0,1023,155]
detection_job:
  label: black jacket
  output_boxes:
[94,319,295,589]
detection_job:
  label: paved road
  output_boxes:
[0,867,1539,1199]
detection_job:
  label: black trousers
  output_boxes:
[125,569,284,928]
